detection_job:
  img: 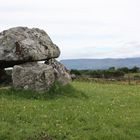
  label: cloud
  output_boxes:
[0,0,140,59]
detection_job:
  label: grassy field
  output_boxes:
[0,82,140,140]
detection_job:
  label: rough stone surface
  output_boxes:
[12,62,55,91]
[0,26,71,91]
[0,27,60,68]
[12,60,71,91]
[45,59,71,85]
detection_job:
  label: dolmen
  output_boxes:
[0,27,71,91]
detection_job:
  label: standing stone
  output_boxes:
[12,62,55,91]
[12,60,71,91]
[45,59,71,85]
[0,27,60,68]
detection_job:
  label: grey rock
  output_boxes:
[45,59,71,85]
[71,74,76,80]
[12,59,71,91]
[12,62,55,91]
[0,27,60,68]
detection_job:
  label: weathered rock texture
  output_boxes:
[0,27,60,68]
[0,26,71,91]
[12,61,71,91]
[45,59,71,85]
[12,63,55,91]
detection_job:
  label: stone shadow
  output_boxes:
[0,82,88,100]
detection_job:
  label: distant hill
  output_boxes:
[60,58,140,70]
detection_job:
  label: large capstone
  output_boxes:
[12,62,55,91]
[0,27,60,68]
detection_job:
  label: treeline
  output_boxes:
[70,66,140,79]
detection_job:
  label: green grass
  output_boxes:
[0,82,140,140]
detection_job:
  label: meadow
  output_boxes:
[0,81,140,140]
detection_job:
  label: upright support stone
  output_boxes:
[45,59,71,85]
[12,63,55,91]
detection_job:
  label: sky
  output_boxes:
[0,0,140,60]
